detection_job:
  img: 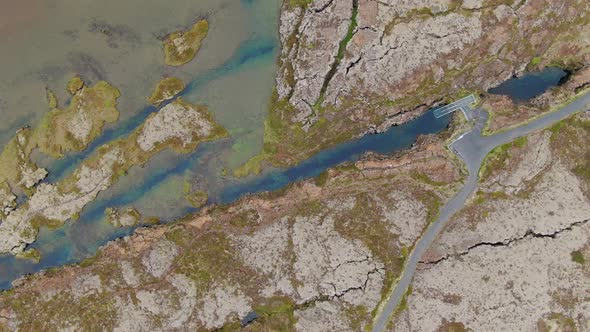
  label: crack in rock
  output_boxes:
[420,218,590,266]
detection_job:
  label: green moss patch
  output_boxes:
[571,250,585,264]
[479,136,529,181]
[33,78,121,159]
[148,77,185,105]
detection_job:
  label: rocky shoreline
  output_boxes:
[238,0,590,173]
[0,129,465,331]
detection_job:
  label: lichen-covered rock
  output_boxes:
[397,116,590,331]
[292,215,384,306]
[258,0,590,168]
[395,222,590,332]
[198,284,252,329]
[295,301,353,332]
[137,98,222,153]
[0,134,462,331]
[142,239,179,278]
[425,125,590,263]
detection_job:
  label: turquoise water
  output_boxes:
[0,0,281,288]
[0,106,451,289]
[489,67,567,101]
[3,2,568,289]
[40,37,277,183]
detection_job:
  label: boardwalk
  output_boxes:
[433,94,477,120]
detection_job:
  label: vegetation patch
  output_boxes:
[479,137,528,181]
[163,19,209,66]
[148,77,185,105]
[185,190,209,208]
[169,229,251,292]
[15,248,41,263]
[234,152,265,177]
[344,304,370,331]
[246,296,297,331]
[570,250,585,265]
[538,312,577,332]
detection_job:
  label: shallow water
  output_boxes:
[0,0,454,289]
[0,108,451,289]
[489,67,567,101]
[0,0,281,287]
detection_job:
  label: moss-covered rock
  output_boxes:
[163,19,209,66]
[148,77,185,106]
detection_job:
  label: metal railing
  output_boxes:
[433,94,477,118]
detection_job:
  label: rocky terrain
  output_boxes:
[391,111,590,331]
[0,97,226,257]
[0,132,465,331]
[242,0,590,171]
[0,77,120,195]
[483,66,590,134]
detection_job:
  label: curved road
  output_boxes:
[372,91,590,332]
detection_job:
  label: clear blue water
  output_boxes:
[0,44,569,290]
[489,67,567,101]
[42,37,277,183]
[0,105,451,289]
[0,0,453,286]
[219,112,451,204]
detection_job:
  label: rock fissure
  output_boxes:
[315,0,358,106]
[419,218,590,266]
[312,0,335,13]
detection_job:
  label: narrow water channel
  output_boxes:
[489,66,567,101]
[0,59,569,289]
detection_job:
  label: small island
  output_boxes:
[163,19,208,66]
[148,77,185,106]
[105,207,141,227]
[0,77,121,195]
[0,96,227,257]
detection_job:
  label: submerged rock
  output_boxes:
[106,207,141,227]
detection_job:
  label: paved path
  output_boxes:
[371,91,590,332]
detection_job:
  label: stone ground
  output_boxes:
[256,0,590,167]
[0,134,464,331]
[390,113,590,331]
